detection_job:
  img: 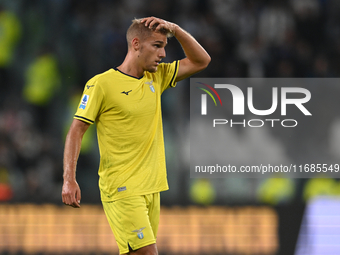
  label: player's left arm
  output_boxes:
[142,17,211,81]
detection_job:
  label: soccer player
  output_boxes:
[62,17,210,255]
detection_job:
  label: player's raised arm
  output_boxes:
[62,119,90,208]
[141,17,211,81]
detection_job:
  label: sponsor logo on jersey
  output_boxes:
[79,94,89,109]
[132,227,146,239]
[121,90,132,95]
[117,186,126,192]
[86,85,95,90]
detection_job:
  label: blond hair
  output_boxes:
[126,18,173,48]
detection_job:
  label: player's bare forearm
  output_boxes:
[63,120,87,181]
[62,119,90,208]
[142,17,210,81]
[172,25,211,80]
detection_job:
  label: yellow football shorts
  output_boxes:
[102,192,160,254]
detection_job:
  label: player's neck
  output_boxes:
[117,54,144,78]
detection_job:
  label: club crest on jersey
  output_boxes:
[132,227,145,239]
[146,81,155,93]
[79,94,89,109]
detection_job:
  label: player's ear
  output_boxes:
[131,37,140,51]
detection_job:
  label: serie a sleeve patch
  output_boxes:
[79,94,90,109]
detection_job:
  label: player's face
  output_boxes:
[139,32,167,73]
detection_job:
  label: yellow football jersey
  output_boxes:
[74,60,179,201]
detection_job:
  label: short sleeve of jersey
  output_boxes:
[158,60,179,93]
[74,77,105,124]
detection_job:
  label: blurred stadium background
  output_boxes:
[1,0,340,254]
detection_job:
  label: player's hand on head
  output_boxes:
[141,16,178,35]
[62,180,81,208]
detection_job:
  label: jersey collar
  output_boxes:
[113,67,144,80]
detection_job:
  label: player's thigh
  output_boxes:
[102,195,158,254]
